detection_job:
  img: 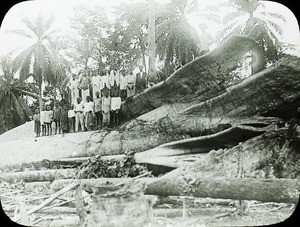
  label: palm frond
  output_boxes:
[5,29,34,39]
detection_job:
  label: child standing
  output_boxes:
[68,104,76,133]
[33,108,40,137]
[45,105,53,136]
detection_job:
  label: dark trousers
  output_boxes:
[111,110,119,129]
[95,111,102,129]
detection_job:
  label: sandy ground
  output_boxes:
[0,121,102,167]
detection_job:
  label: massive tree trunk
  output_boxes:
[120,35,265,121]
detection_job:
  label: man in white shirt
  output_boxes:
[78,73,91,104]
[91,74,102,101]
[68,104,76,132]
[100,69,111,91]
[74,97,84,132]
[68,74,79,105]
[111,95,121,129]
[84,96,94,131]
[119,69,127,101]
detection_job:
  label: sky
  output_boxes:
[0,0,299,58]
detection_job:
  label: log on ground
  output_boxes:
[50,178,155,192]
[145,178,300,204]
[0,169,76,183]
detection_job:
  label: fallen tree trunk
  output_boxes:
[153,207,236,218]
[0,169,76,183]
[181,65,300,120]
[145,178,300,204]
[50,178,154,192]
[51,177,299,203]
[120,35,265,121]
[134,125,268,162]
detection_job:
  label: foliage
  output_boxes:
[0,57,32,132]
[214,0,286,63]
[69,4,110,73]
[76,154,150,179]
[112,1,149,71]
[8,14,70,111]
[155,0,200,76]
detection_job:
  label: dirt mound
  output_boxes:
[0,121,35,142]
[0,121,106,167]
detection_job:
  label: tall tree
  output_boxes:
[155,0,200,76]
[113,1,149,71]
[0,56,33,131]
[69,4,109,73]
[8,15,68,112]
[215,0,286,64]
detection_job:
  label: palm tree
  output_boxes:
[155,0,200,76]
[8,14,67,112]
[216,0,286,64]
[113,1,149,70]
[0,56,32,131]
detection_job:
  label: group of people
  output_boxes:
[32,65,155,137]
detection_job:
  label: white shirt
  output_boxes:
[119,74,127,90]
[91,75,101,87]
[68,78,78,90]
[100,74,110,89]
[109,70,115,86]
[84,101,94,113]
[74,102,84,112]
[111,97,121,111]
[68,109,75,118]
[44,110,53,123]
[40,110,47,123]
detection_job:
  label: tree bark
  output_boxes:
[0,169,76,183]
[145,178,300,204]
[51,177,300,204]
[120,35,265,121]
[134,125,268,162]
[50,178,154,192]
[180,65,300,120]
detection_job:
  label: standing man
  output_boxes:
[78,73,91,104]
[68,74,79,105]
[53,103,62,134]
[198,23,214,56]
[74,97,85,132]
[126,70,136,97]
[119,69,127,101]
[91,73,102,101]
[135,65,147,94]
[93,91,102,130]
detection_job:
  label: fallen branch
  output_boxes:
[12,182,80,222]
